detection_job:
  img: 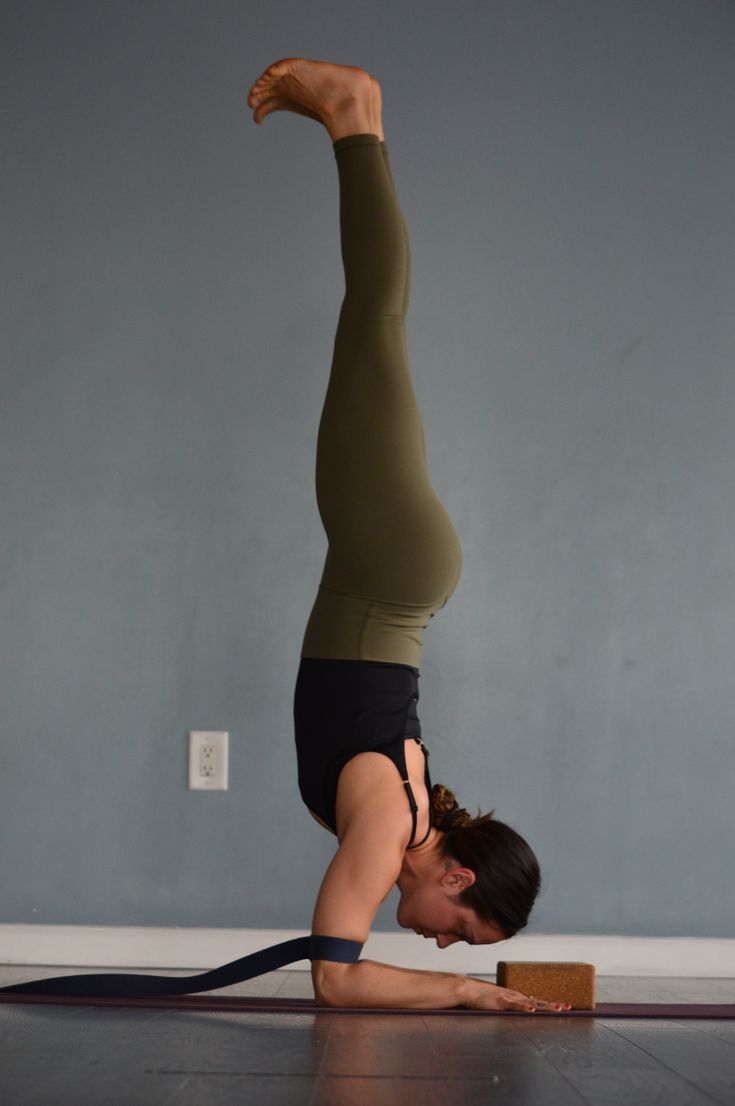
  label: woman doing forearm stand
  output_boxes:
[247,58,570,1014]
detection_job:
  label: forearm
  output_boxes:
[313,957,479,1009]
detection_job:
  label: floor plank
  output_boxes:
[513,1018,725,1106]
[424,1014,590,1104]
[169,1073,319,1106]
[604,1021,735,1106]
[318,1013,443,1077]
[685,1020,735,1047]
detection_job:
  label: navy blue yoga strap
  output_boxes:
[0,935,362,998]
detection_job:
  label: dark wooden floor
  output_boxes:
[1,967,733,1105]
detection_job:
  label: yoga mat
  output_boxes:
[3,937,731,1018]
[1,993,733,1017]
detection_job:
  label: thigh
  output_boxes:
[315,309,428,521]
[314,328,460,602]
[314,308,462,601]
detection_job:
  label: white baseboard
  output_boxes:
[1,925,734,977]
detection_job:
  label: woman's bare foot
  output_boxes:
[247,58,384,142]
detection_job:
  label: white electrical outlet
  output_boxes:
[188,731,229,790]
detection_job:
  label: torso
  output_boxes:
[295,657,425,839]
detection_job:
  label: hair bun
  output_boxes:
[430,783,469,831]
[430,782,494,832]
[437,806,468,831]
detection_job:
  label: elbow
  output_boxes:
[312,960,350,1008]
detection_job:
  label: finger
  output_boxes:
[515,997,570,1013]
[508,998,540,1012]
[527,995,572,1008]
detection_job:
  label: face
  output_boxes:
[396,866,506,948]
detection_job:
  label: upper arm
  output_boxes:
[307,756,413,999]
[310,807,407,1001]
[308,748,417,1001]
[312,749,415,940]
[311,814,405,942]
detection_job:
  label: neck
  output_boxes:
[398,828,445,886]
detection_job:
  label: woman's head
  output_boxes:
[396,784,541,946]
[431,784,541,940]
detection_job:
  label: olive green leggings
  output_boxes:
[300,133,463,668]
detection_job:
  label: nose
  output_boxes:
[435,934,459,949]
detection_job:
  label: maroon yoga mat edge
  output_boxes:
[1,993,734,1018]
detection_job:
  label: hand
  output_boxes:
[463,979,572,1013]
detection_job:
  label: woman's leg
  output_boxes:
[312,134,462,610]
[248,61,462,662]
[379,141,411,319]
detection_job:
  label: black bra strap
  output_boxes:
[0,935,363,999]
[406,816,433,850]
[401,778,420,844]
[404,735,433,850]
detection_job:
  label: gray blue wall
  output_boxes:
[2,0,733,937]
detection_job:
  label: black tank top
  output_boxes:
[293,657,433,848]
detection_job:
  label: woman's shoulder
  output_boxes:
[334,744,423,847]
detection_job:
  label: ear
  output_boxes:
[440,866,476,895]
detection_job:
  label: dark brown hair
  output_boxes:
[430,784,541,939]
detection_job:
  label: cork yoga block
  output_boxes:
[496,962,596,1010]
